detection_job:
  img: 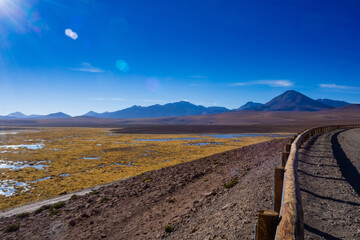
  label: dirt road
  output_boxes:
[298,128,360,240]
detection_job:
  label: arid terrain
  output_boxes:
[0,138,288,239]
[2,0,359,238]
[1,104,360,131]
[1,124,360,239]
[0,128,283,210]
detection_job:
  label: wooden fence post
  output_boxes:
[274,167,285,213]
[276,124,360,240]
[282,152,289,167]
[255,210,279,240]
[285,143,291,152]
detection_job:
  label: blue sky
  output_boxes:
[1,0,359,116]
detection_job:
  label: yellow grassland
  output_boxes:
[0,128,287,210]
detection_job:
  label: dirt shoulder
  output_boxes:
[0,138,287,240]
[298,129,360,240]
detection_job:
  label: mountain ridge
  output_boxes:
[252,90,332,111]
[316,98,350,108]
[0,112,71,120]
[1,90,354,119]
[83,101,230,119]
[237,101,264,110]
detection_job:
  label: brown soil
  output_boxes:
[299,129,360,240]
[110,124,307,134]
[0,138,288,240]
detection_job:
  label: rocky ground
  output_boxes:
[0,138,288,240]
[298,129,360,240]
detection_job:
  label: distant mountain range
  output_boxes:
[315,98,350,108]
[237,91,351,111]
[237,101,263,110]
[83,101,229,119]
[0,90,352,119]
[0,112,71,120]
[244,90,334,111]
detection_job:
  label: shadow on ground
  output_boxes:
[331,130,360,195]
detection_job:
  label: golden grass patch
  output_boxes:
[0,127,287,210]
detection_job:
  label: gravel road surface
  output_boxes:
[298,128,360,240]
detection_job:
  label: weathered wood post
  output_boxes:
[282,152,289,167]
[274,166,285,213]
[255,210,279,240]
[285,143,291,152]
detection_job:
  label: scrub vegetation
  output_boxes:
[0,127,285,210]
[2,223,20,233]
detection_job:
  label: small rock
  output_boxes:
[191,227,198,233]
[204,191,216,197]
[222,203,232,210]
[68,220,76,227]
[51,223,62,231]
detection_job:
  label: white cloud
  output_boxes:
[319,84,355,90]
[69,62,104,73]
[65,29,78,40]
[232,80,293,87]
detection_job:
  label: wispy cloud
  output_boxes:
[88,97,124,101]
[232,80,293,87]
[69,62,104,73]
[65,29,78,40]
[319,83,356,90]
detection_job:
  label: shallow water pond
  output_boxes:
[83,157,100,160]
[0,143,44,150]
[185,142,223,146]
[0,180,29,197]
[0,131,19,135]
[113,162,135,167]
[32,177,51,183]
[134,137,201,141]
[0,160,48,170]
